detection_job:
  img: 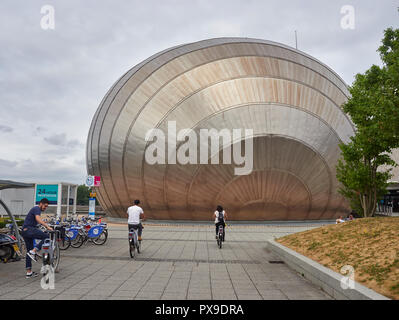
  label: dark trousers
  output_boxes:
[128,223,143,237]
[215,221,225,239]
[21,227,49,270]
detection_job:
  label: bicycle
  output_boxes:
[65,225,83,248]
[39,229,60,286]
[53,223,70,250]
[217,224,224,249]
[128,226,141,258]
[91,222,108,245]
[69,222,108,248]
[57,232,71,250]
[38,224,70,251]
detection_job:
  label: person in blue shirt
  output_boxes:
[21,198,53,278]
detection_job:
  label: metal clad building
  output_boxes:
[86,37,358,220]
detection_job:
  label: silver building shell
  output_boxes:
[86,38,357,220]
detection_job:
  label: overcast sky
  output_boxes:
[0,0,398,185]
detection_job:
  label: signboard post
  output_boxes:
[86,176,100,220]
[89,195,96,220]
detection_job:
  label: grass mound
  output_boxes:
[276,217,399,299]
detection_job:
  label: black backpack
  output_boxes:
[218,211,224,222]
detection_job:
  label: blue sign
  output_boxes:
[36,184,58,205]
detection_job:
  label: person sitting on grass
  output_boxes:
[336,215,345,224]
[346,214,355,221]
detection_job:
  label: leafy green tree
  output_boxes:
[77,184,90,205]
[77,184,100,205]
[337,26,399,217]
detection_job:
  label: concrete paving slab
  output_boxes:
[0,222,333,300]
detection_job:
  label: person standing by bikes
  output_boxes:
[21,198,53,278]
[214,205,227,241]
[126,200,145,241]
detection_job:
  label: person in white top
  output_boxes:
[214,205,227,241]
[126,199,145,240]
[336,215,345,224]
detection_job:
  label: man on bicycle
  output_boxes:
[214,205,227,241]
[127,200,145,241]
[21,198,53,278]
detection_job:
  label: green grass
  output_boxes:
[391,283,399,295]
[361,264,391,284]
[307,241,322,250]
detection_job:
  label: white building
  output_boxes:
[0,180,78,218]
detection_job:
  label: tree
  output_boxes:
[77,184,90,205]
[337,26,399,217]
[337,136,395,217]
[77,184,100,205]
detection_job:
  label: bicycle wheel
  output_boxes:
[70,234,84,248]
[52,243,60,272]
[58,237,71,250]
[93,230,108,245]
[129,240,136,258]
[218,234,222,249]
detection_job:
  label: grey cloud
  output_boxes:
[43,133,84,149]
[33,126,46,136]
[66,139,84,149]
[0,125,13,133]
[0,157,87,185]
[0,0,398,184]
[44,133,67,146]
[0,158,18,168]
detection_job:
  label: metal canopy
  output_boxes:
[0,180,34,190]
[0,180,34,248]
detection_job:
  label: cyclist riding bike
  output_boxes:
[214,205,227,241]
[126,199,145,241]
[21,198,53,278]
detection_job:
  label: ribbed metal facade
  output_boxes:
[86,38,357,220]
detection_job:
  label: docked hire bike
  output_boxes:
[39,228,61,287]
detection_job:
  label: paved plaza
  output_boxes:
[0,222,333,300]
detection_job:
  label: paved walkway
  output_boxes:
[0,222,333,300]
